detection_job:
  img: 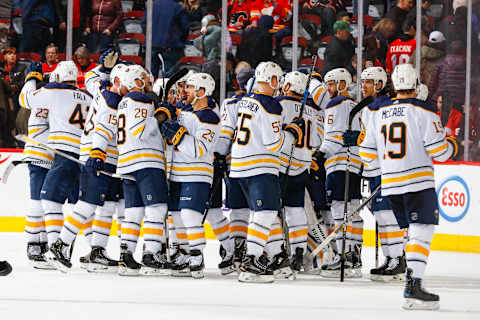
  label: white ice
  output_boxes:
[0,233,479,320]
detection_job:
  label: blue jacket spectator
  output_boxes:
[20,0,56,55]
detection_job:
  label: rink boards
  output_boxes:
[1,149,479,253]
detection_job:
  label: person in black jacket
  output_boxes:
[236,15,274,69]
[322,20,355,76]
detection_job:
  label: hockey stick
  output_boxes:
[15,135,136,181]
[310,184,381,257]
[279,56,318,258]
[340,95,374,282]
[375,222,379,268]
[2,160,32,184]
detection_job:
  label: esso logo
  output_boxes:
[437,176,470,222]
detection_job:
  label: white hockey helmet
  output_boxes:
[361,67,387,92]
[120,65,145,91]
[185,72,216,97]
[283,71,308,95]
[110,63,126,85]
[416,83,429,101]
[392,64,418,91]
[153,78,169,97]
[56,61,78,83]
[324,68,352,93]
[255,61,283,89]
[246,77,259,93]
[176,69,196,86]
[49,68,59,83]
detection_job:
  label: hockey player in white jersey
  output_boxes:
[359,64,457,310]
[159,73,220,278]
[318,68,363,278]
[19,62,54,269]
[116,65,172,276]
[344,66,407,281]
[308,73,331,110]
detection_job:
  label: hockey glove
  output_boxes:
[284,118,305,143]
[160,119,188,146]
[99,48,119,73]
[310,151,326,180]
[343,130,361,147]
[445,136,458,159]
[154,102,177,125]
[213,152,228,177]
[85,148,106,175]
[25,62,43,83]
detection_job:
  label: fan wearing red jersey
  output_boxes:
[385,15,417,73]
[226,0,259,33]
[251,0,292,32]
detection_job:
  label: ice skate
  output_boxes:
[233,238,246,271]
[239,255,274,283]
[218,245,235,275]
[370,257,391,281]
[118,244,141,276]
[46,239,72,273]
[79,252,91,270]
[320,254,355,278]
[170,248,191,277]
[0,260,12,276]
[403,268,440,310]
[189,249,205,279]
[140,245,171,276]
[350,245,363,278]
[87,247,118,273]
[27,242,54,270]
[267,247,295,280]
[373,256,406,282]
[291,248,304,272]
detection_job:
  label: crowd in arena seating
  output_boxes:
[0,0,478,160]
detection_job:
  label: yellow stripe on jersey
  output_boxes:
[317,127,324,136]
[313,86,324,103]
[80,147,119,156]
[382,171,434,184]
[359,151,378,160]
[23,150,54,161]
[171,166,214,174]
[20,93,26,108]
[427,142,447,155]
[267,134,284,152]
[65,215,83,230]
[331,135,344,141]
[220,129,233,137]
[197,143,205,157]
[247,228,269,241]
[325,156,363,166]
[49,136,80,144]
[95,127,112,140]
[231,158,281,167]
[118,153,165,164]
[279,156,304,167]
[28,128,41,135]
[132,125,145,137]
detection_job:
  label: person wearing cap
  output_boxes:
[322,20,355,76]
[408,30,446,86]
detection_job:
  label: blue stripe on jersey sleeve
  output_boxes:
[193,109,220,125]
[389,97,438,113]
[101,89,123,110]
[253,93,282,115]
[326,95,354,109]
[367,95,391,111]
[125,91,153,104]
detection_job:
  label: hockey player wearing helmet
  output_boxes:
[159,73,221,278]
[359,64,457,310]
[319,67,363,278]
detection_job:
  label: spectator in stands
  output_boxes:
[147,0,190,78]
[53,0,88,52]
[447,4,480,50]
[85,0,123,54]
[322,20,355,75]
[183,0,209,29]
[384,0,414,38]
[371,18,398,65]
[73,46,96,89]
[409,30,446,86]
[236,14,274,69]
[226,0,260,33]
[0,0,11,50]
[445,102,480,160]
[21,0,57,55]
[194,14,222,62]
[385,14,418,73]
[303,0,337,36]
[1,47,25,102]
[42,44,59,77]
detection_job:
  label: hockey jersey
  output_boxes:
[229,92,296,178]
[359,97,453,196]
[226,0,259,32]
[84,65,109,96]
[170,107,220,184]
[320,95,363,175]
[277,96,321,176]
[20,79,54,169]
[308,78,331,110]
[252,0,292,31]
[80,81,122,166]
[216,94,244,156]
[116,91,165,175]
[385,36,416,73]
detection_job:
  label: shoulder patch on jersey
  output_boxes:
[326,95,354,109]
[251,93,282,115]
[125,91,153,104]
[44,82,78,90]
[193,109,220,125]
[101,89,122,110]
[390,97,438,113]
[368,95,391,111]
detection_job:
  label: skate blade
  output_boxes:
[118,266,140,276]
[87,264,118,273]
[45,251,70,273]
[80,263,89,270]
[370,274,405,282]
[320,269,357,279]
[402,298,440,311]
[275,267,296,280]
[220,265,236,276]
[171,269,192,277]
[238,271,274,283]
[191,270,204,279]
[140,266,171,276]
[30,260,56,270]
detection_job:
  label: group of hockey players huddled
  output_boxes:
[17,47,457,310]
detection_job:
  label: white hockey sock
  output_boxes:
[171,211,189,251]
[349,199,363,248]
[167,213,178,253]
[120,207,144,253]
[115,199,125,238]
[331,200,351,254]
[143,203,168,253]
[92,201,115,249]
[264,217,283,258]
[25,199,45,244]
[246,210,277,257]
[83,214,94,246]
[181,208,206,252]
[406,223,434,279]
[375,209,405,258]
[229,208,250,240]
[59,200,96,246]
[42,200,64,247]
[286,206,308,256]
[207,208,233,254]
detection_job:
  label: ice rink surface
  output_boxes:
[0,233,479,320]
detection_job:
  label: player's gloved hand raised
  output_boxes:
[25,62,43,82]
[160,119,188,146]
[154,102,177,125]
[284,118,305,142]
[310,150,326,180]
[213,152,228,177]
[99,48,119,73]
[343,130,361,147]
[85,148,106,175]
